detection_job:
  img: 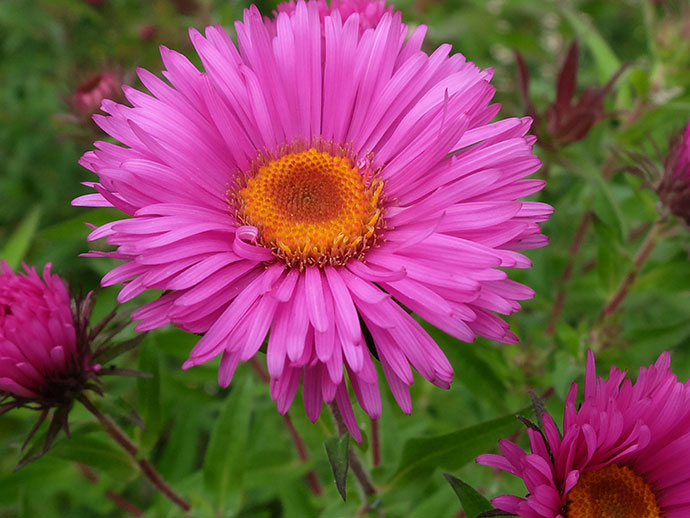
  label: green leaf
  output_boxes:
[1,205,41,268]
[561,8,621,82]
[387,410,528,492]
[203,375,254,514]
[48,434,138,482]
[429,327,508,411]
[324,434,350,501]
[279,475,322,518]
[593,216,621,293]
[444,474,493,518]
[136,335,161,454]
[592,176,625,240]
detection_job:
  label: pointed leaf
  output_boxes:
[514,51,536,118]
[324,435,350,501]
[203,375,253,514]
[444,474,493,517]
[1,206,41,268]
[556,40,579,108]
[136,335,161,453]
[562,8,621,82]
[388,409,529,491]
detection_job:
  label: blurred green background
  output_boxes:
[1,0,689,516]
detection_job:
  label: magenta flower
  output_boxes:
[0,262,84,403]
[477,351,690,518]
[74,1,550,438]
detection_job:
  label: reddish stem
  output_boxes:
[78,396,191,513]
[600,220,664,320]
[283,412,323,495]
[248,357,270,383]
[371,418,381,468]
[78,464,144,517]
[545,210,593,335]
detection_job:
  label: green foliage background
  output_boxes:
[1,0,689,516]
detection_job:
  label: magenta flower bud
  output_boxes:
[0,262,145,466]
[0,263,88,404]
[69,72,122,121]
[659,122,690,226]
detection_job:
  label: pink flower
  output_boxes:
[477,351,690,518]
[74,1,550,438]
[0,263,84,403]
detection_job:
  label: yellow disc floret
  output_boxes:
[566,464,661,518]
[234,146,384,269]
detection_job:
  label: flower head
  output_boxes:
[74,1,550,438]
[477,351,690,518]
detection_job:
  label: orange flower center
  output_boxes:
[234,146,384,269]
[566,464,661,518]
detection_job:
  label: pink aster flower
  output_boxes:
[477,351,690,518]
[0,262,84,403]
[74,1,550,438]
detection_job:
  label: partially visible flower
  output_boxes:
[621,120,690,228]
[658,121,690,225]
[69,72,123,121]
[516,40,628,149]
[0,262,141,465]
[477,351,690,518]
[273,0,392,31]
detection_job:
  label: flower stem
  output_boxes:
[248,357,323,496]
[328,402,377,499]
[599,219,666,321]
[371,418,381,468]
[78,464,144,517]
[545,152,623,336]
[78,395,191,513]
[283,412,324,496]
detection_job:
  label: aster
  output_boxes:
[477,351,690,518]
[74,0,551,438]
